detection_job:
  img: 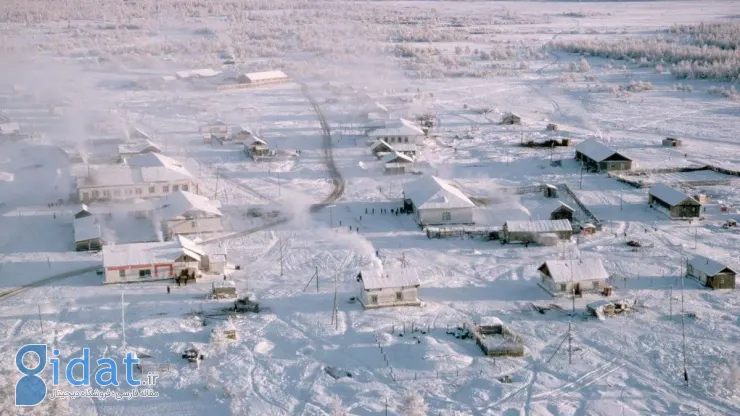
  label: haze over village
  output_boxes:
[0,1,739,415]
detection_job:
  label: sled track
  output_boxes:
[300,83,346,212]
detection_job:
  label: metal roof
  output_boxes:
[367,118,424,137]
[0,122,20,134]
[73,215,102,242]
[505,219,572,233]
[81,154,192,188]
[103,235,204,268]
[157,190,222,220]
[359,269,420,290]
[403,176,476,210]
[244,70,288,82]
[118,140,162,156]
[649,183,697,206]
[688,255,735,276]
[540,258,609,283]
[575,139,627,162]
[175,68,221,79]
[382,152,414,164]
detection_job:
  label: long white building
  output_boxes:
[157,190,223,238]
[403,176,476,226]
[76,153,195,203]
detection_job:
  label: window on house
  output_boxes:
[149,186,155,194]
[370,295,378,304]
[91,190,99,198]
[113,189,121,196]
[162,185,169,193]
[172,185,179,191]
[118,270,125,278]
[181,184,189,192]
[592,281,600,289]
[396,292,403,301]
[126,189,133,195]
[82,192,89,201]
[135,188,143,195]
[139,269,151,278]
[103,190,110,197]
[191,221,197,227]
[560,284,567,291]
[441,211,451,221]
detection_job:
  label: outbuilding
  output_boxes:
[402,176,476,226]
[371,139,394,156]
[382,152,414,174]
[243,137,270,158]
[118,140,162,160]
[356,269,421,309]
[225,125,257,144]
[687,255,736,290]
[538,258,610,296]
[500,112,521,125]
[101,235,205,284]
[547,201,575,222]
[74,209,104,251]
[201,120,229,143]
[662,137,682,147]
[236,70,290,85]
[157,190,223,238]
[502,219,572,244]
[575,139,633,172]
[648,184,701,219]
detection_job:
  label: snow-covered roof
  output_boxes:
[479,316,503,327]
[371,139,392,151]
[649,184,697,206]
[118,140,162,156]
[103,235,204,268]
[403,176,476,210]
[365,101,389,114]
[128,127,151,140]
[390,143,417,153]
[247,137,268,147]
[74,215,102,242]
[175,68,221,79]
[540,258,609,283]
[359,269,420,290]
[213,280,236,288]
[541,200,574,216]
[575,139,628,162]
[382,152,414,164]
[0,122,20,134]
[688,255,735,276]
[80,157,192,188]
[157,190,222,220]
[367,118,424,137]
[234,125,254,135]
[123,153,177,168]
[243,70,289,82]
[505,219,572,233]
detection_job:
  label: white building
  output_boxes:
[203,244,228,274]
[201,120,229,142]
[157,190,223,238]
[118,140,162,160]
[236,70,290,85]
[102,235,205,284]
[0,122,20,136]
[77,153,195,203]
[367,118,426,145]
[502,219,573,244]
[382,152,414,174]
[538,258,610,296]
[175,68,221,80]
[356,269,421,309]
[403,176,475,226]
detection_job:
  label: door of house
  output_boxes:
[574,283,582,297]
[155,265,172,278]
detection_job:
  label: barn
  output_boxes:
[157,190,223,238]
[662,137,682,147]
[502,219,572,244]
[382,152,414,174]
[687,255,736,290]
[403,176,475,226]
[575,139,633,172]
[500,112,521,125]
[547,201,575,222]
[538,258,610,296]
[648,184,701,219]
[356,269,421,309]
[102,235,205,284]
[243,137,270,158]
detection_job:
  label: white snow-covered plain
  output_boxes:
[0,1,739,415]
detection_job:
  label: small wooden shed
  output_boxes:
[662,137,682,147]
[500,112,521,125]
[687,255,736,290]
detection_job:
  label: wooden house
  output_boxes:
[356,269,421,309]
[402,176,475,226]
[500,112,521,125]
[502,219,572,244]
[662,137,682,147]
[367,118,426,145]
[648,184,701,219]
[687,255,736,290]
[236,70,290,86]
[538,258,610,296]
[370,139,393,156]
[243,137,270,158]
[382,152,414,174]
[548,201,575,222]
[201,120,229,143]
[575,139,633,172]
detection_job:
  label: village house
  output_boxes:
[128,127,152,141]
[356,269,421,309]
[500,112,521,125]
[236,70,290,85]
[502,219,572,244]
[156,190,223,239]
[118,140,162,161]
[662,137,682,147]
[201,120,229,143]
[101,235,205,284]
[243,137,270,158]
[547,201,575,222]
[203,244,228,275]
[76,153,195,203]
[73,205,104,251]
[403,176,476,226]
[382,152,414,174]
[367,118,426,145]
[575,139,633,172]
[648,184,701,219]
[538,258,610,296]
[370,139,393,156]
[687,255,736,290]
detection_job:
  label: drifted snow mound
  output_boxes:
[0,171,14,182]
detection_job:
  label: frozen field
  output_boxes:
[1,1,739,415]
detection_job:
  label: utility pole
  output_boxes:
[279,233,284,276]
[214,167,220,199]
[569,249,575,365]
[331,274,339,329]
[680,255,689,387]
[579,165,584,189]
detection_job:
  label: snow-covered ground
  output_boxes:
[1,1,739,415]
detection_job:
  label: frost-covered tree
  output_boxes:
[331,395,349,416]
[397,391,428,416]
[579,58,591,72]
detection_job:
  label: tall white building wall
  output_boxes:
[360,286,419,308]
[79,179,194,202]
[416,206,473,226]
